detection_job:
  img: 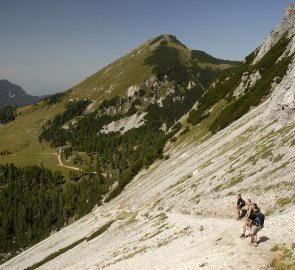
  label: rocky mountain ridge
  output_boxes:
[261,3,295,125]
[254,3,295,65]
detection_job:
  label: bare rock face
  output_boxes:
[263,58,295,125]
[285,3,295,17]
[233,70,261,98]
[253,3,295,65]
[127,85,140,97]
[259,4,295,125]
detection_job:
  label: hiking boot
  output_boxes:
[239,234,245,238]
[249,242,258,247]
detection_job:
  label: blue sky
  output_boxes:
[0,0,292,95]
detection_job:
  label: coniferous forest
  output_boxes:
[0,164,108,262]
[39,82,202,201]
[0,106,16,125]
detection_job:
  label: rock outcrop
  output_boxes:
[253,3,295,65]
[263,58,295,125]
[261,4,295,124]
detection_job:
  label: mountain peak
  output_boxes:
[285,3,295,17]
[281,2,295,29]
[282,2,295,28]
[69,34,239,102]
[149,34,187,48]
[252,3,295,64]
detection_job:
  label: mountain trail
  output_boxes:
[35,152,82,171]
[90,207,293,270]
[4,204,292,270]
[56,152,81,171]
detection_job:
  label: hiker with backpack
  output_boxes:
[248,203,265,247]
[240,199,253,238]
[236,194,245,220]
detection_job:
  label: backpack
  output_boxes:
[241,199,245,207]
[253,211,265,227]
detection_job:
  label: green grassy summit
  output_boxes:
[68,34,239,102]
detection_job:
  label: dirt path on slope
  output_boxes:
[97,210,294,270]
[1,206,294,270]
[56,152,81,171]
[38,152,82,171]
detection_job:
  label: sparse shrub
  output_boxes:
[172,122,182,130]
[273,154,284,163]
[170,137,177,143]
[277,197,292,207]
[180,126,190,135]
[264,208,274,216]
[227,175,243,188]
[271,244,281,252]
[270,244,295,270]
[24,237,87,270]
[261,149,273,160]
[87,221,114,242]
[212,183,224,192]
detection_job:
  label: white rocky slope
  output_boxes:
[2,77,295,270]
[3,5,295,270]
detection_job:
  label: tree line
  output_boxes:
[0,106,16,124]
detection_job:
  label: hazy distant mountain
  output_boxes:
[0,79,40,108]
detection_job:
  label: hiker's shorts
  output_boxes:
[250,225,259,235]
[245,219,251,227]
